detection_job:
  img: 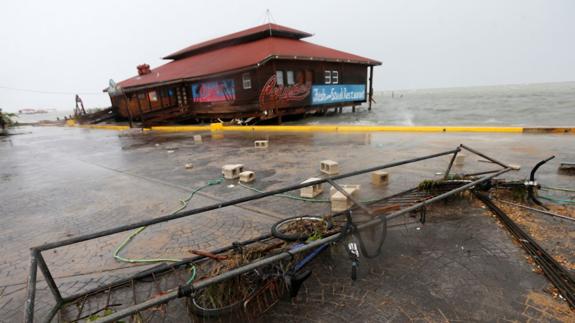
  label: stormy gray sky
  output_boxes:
[1,0,574,111]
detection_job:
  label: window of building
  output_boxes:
[332,71,339,84]
[276,70,284,86]
[324,70,331,84]
[148,91,158,102]
[242,73,252,90]
[286,70,295,85]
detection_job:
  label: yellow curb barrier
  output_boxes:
[66,122,573,134]
[151,124,526,133]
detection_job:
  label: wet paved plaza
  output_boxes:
[1,126,573,322]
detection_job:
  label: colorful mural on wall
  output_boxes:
[191,79,235,103]
[311,84,366,105]
[258,74,311,110]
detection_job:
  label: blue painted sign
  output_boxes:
[311,84,366,105]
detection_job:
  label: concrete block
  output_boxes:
[300,177,323,198]
[454,154,466,166]
[239,171,255,183]
[330,187,359,212]
[254,140,269,148]
[371,171,389,185]
[193,135,202,143]
[222,164,244,179]
[320,160,339,175]
[329,184,360,195]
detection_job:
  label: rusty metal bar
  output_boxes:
[444,147,461,179]
[464,169,502,177]
[495,199,575,222]
[24,249,39,323]
[36,251,63,303]
[460,144,511,169]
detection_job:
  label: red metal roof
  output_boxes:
[118,28,381,90]
[164,23,312,60]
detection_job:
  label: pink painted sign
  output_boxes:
[191,80,235,103]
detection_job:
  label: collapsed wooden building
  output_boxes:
[107,23,381,125]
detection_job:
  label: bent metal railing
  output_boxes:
[24,144,512,322]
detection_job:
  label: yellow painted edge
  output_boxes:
[234,125,524,133]
[67,123,573,134]
[150,124,525,133]
[66,122,131,131]
[151,125,211,132]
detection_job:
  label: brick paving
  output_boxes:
[1,126,573,321]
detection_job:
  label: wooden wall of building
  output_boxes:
[113,60,369,121]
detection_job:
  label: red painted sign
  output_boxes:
[258,75,311,110]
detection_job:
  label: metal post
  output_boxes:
[460,144,511,168]
[24,249,39,323]
[464,169,502,177]
[36,251,63,303]
[444,148,461,179]
[496,199,575,222]
[368,65,374,111]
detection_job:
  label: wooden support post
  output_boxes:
[368,65,374,111]
[124,94,134,128]
[136,93,146,124]
[158,87,164,110]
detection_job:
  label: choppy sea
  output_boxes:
[12,81,575,126]
[299,81,575,126]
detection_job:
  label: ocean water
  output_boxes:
[11,82,574,126]
[299,81,575,126]
[11,110,72,124]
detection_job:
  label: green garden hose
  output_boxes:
[113,177,224,284]
[541,186,575,193]
[538,195,575,205]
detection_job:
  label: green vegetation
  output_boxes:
[0,110,17,129]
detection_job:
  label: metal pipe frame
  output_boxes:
[63,186,425,305]
[95,167,510,323]
[459,144,511,169]
[36,252,63,304]
[24,145,508,322]
[24,250,38,323]
[443,146,460,179]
